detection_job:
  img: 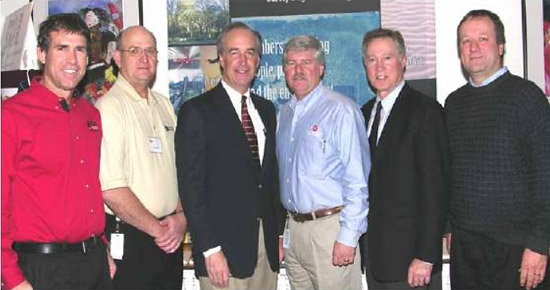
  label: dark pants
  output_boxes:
[105,214,183,290]
[450,227,550,290]
[17,241,112,289]
[363,234,442,290]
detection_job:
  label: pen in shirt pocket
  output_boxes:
[322,140,326,153]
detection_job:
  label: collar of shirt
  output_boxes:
[116,74,158,104]
[221,80,251,117]
[469,66,508,87]
[368,80,405,138]
[288,82,324,114]
[31,77,83,111]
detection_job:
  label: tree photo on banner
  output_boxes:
[167,0,228,113]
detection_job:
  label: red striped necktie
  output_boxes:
[241,95,261,166]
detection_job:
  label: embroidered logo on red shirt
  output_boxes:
[87,121,99,131]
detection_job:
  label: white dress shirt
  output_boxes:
[367,80,405,144]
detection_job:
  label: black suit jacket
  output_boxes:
[175,83,285,278]
[361,84,450,282]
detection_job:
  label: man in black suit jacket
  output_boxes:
[175,22,285,290]
[360,28,450,290]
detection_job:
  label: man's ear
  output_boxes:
[37,47,46,65]
[113,50,122,68]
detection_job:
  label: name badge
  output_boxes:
[283,228,290,249]
[110,233,124,260]
[149,137,162,153]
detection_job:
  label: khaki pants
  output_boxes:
[199,220,277,290]
[285,213,362,290]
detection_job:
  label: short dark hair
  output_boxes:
[362,28,406,57]
[216,22,262,57]
[457,9,506,51]
[37,13,90,52]
[282,35,326,66]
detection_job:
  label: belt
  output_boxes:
[290,206,344,222]
[13,236,103,254]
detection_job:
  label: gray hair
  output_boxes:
[362,28,406,58]
[282,35,325,66]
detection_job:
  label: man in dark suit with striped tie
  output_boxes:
[175,22,285,290]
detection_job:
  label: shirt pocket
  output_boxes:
[297,132,327,178]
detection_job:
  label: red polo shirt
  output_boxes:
[1,80,105,289]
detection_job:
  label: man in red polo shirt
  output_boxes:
[1,14,114,290]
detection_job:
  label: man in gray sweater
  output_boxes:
[445,9,550,290]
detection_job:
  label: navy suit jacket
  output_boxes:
[175,83,285,278]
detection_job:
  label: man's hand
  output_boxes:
[278,237,284,263]
[444,233,452,254]
[206,251,230,288]
[155,212,187,253]
[12,280,33,290]
[332,241,356,267]
[106,249,117,279]
[520,248,548,290]
[407,258,433,288]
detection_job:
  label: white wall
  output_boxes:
[525,0,544,90]
[435,0,525,105]
[142,0,169,97]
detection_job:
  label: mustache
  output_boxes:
[292,74,307,81]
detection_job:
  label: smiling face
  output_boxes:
[364,37,406,99]
[458,16,504,85]
[37,30,88,99]
[283,49,324,100]
[218,28,260,94]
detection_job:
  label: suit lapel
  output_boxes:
[212,84,261,176]
[374,85,413,164]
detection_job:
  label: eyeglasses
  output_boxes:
[119,47,158,58]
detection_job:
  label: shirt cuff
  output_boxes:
[203,246,221,258]
[336,227,361,247]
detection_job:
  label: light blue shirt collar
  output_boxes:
[289,82,323,113]
[469,66,508,87]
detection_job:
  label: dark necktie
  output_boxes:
[241,95,261,167]
[369,102,382,158]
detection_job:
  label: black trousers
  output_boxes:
[363,234,442,290]
[17,241,112,289]
[105,214,183,290]
[450,227,550,290]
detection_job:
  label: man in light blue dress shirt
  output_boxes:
[277,35,371,290]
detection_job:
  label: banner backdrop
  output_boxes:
[232,0,380,109]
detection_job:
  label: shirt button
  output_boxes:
[90,209,94,214]
[288,158,292,162]
[85,184,89,189]
[80,159,85,164]
[286,179,290,183]
[291,137,295,142]
[258,184,262,189]
[75,136,80,140]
